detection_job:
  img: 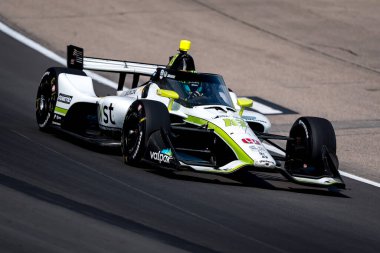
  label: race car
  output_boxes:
[35,40,345,189]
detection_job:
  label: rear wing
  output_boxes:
[67,45,165,90]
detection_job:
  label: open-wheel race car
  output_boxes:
[36,40,345,189]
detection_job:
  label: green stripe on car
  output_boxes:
[54,106,68,116]
[185,115,254,166]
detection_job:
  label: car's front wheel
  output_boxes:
[285,117,337,176]
[121,100,170,166]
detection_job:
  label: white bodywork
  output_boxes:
[53,73,98,123]
[54,69,278,174]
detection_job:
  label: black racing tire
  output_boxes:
[285,117,336,175]
[35,67,86,130]
[35,68,59,130]
[121,100,170,165]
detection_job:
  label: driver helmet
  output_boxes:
[183,81,203,96]
[180,80,212,99]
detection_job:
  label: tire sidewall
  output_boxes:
[121,100,170,165]
[36,69,58,129]
[122,101,147,164]
[287,117,336,167]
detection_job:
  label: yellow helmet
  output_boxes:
[179,40,191,52]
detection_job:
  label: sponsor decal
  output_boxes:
[223,118,247,128]
[212,115,229,119]
[243,116,267,124]
[257,146,269,159]
[103,103,116,124]
[125,89,137,95]
[249,145,267,158]
[259,160,275,165]
[52,114,62,126]
[57,93,73,104]
[132,132,143,159]
[53,114,62,122]
[299,120,309,139]
[150,148,173,164]
[159,69,175,80]
[242,116,256,121]
[242,138,261,145]
[72,49,83,63]
[68,46,83,69]
[41,71,50,80]
[40,112,51,127]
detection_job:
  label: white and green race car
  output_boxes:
[36,40,345,189]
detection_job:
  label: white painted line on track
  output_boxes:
[0,21,118,89]
[1,21,380,188]
[339,171,380,188]
[250,102,282,114]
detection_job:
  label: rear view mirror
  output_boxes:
[237,98,253,116]
[157,89,179,111]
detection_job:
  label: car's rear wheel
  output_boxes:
[285,117,337,176]
[121,100,170,165]
[36,69,59,130]
[36,67,87,130]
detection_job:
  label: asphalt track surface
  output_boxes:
[1,32,380,253]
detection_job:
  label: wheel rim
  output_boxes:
[289,125,308,158]
[286,123,310,173]
[123,104,146,160]
[36,75,57,127]
[126,114,141,154]
[287,122,326,176]
[36,82,51,125]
